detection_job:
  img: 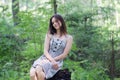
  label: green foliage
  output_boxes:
[63,59,110,80]
[0,0,120,80]
[64,0,120,79]
[115,59,120,77]
[0,70,29,80]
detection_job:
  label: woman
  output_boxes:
[30,14,73,80]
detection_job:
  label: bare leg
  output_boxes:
[35,65,45,80]
[30,67,37,80]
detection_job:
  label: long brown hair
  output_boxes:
[48,14,67,36]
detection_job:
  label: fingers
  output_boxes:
[52,62,59,70]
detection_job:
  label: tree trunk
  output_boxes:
[110,31,115,80]
[12,0,20,26]
[53,0,57,14]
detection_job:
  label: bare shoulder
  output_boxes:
[66,34,73,41]
[46,33,52,39]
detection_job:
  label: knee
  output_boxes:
[35,66,43,75]
[30,68,36,77]
[36,68,41,74]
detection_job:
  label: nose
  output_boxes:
[53,23,57,26]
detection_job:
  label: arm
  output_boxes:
[54,35,73,61]
[44,34,56,62]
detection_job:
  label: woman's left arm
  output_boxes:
[54,35,73,61]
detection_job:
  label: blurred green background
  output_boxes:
[0,0,120,80]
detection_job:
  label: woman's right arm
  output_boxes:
[44,34,56,62]
[43,33,59,70]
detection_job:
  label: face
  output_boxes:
[52,17,62,30]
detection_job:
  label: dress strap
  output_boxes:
[50,34,54,40]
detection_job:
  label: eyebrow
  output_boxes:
[52,19,58,23]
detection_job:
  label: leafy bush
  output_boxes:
[63,59,110,80]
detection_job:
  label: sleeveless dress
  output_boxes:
[32,35,67,79]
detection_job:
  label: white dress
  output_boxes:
[32,35,67,79]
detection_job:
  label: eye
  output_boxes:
[52,22,54,24]
[55,19,59,23]
[55,20,58,22]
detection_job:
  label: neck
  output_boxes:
[56,29,61,35]
[55,30,61,37]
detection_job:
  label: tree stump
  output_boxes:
[47,68,71,80]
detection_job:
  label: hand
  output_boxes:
[51,60,59,70]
